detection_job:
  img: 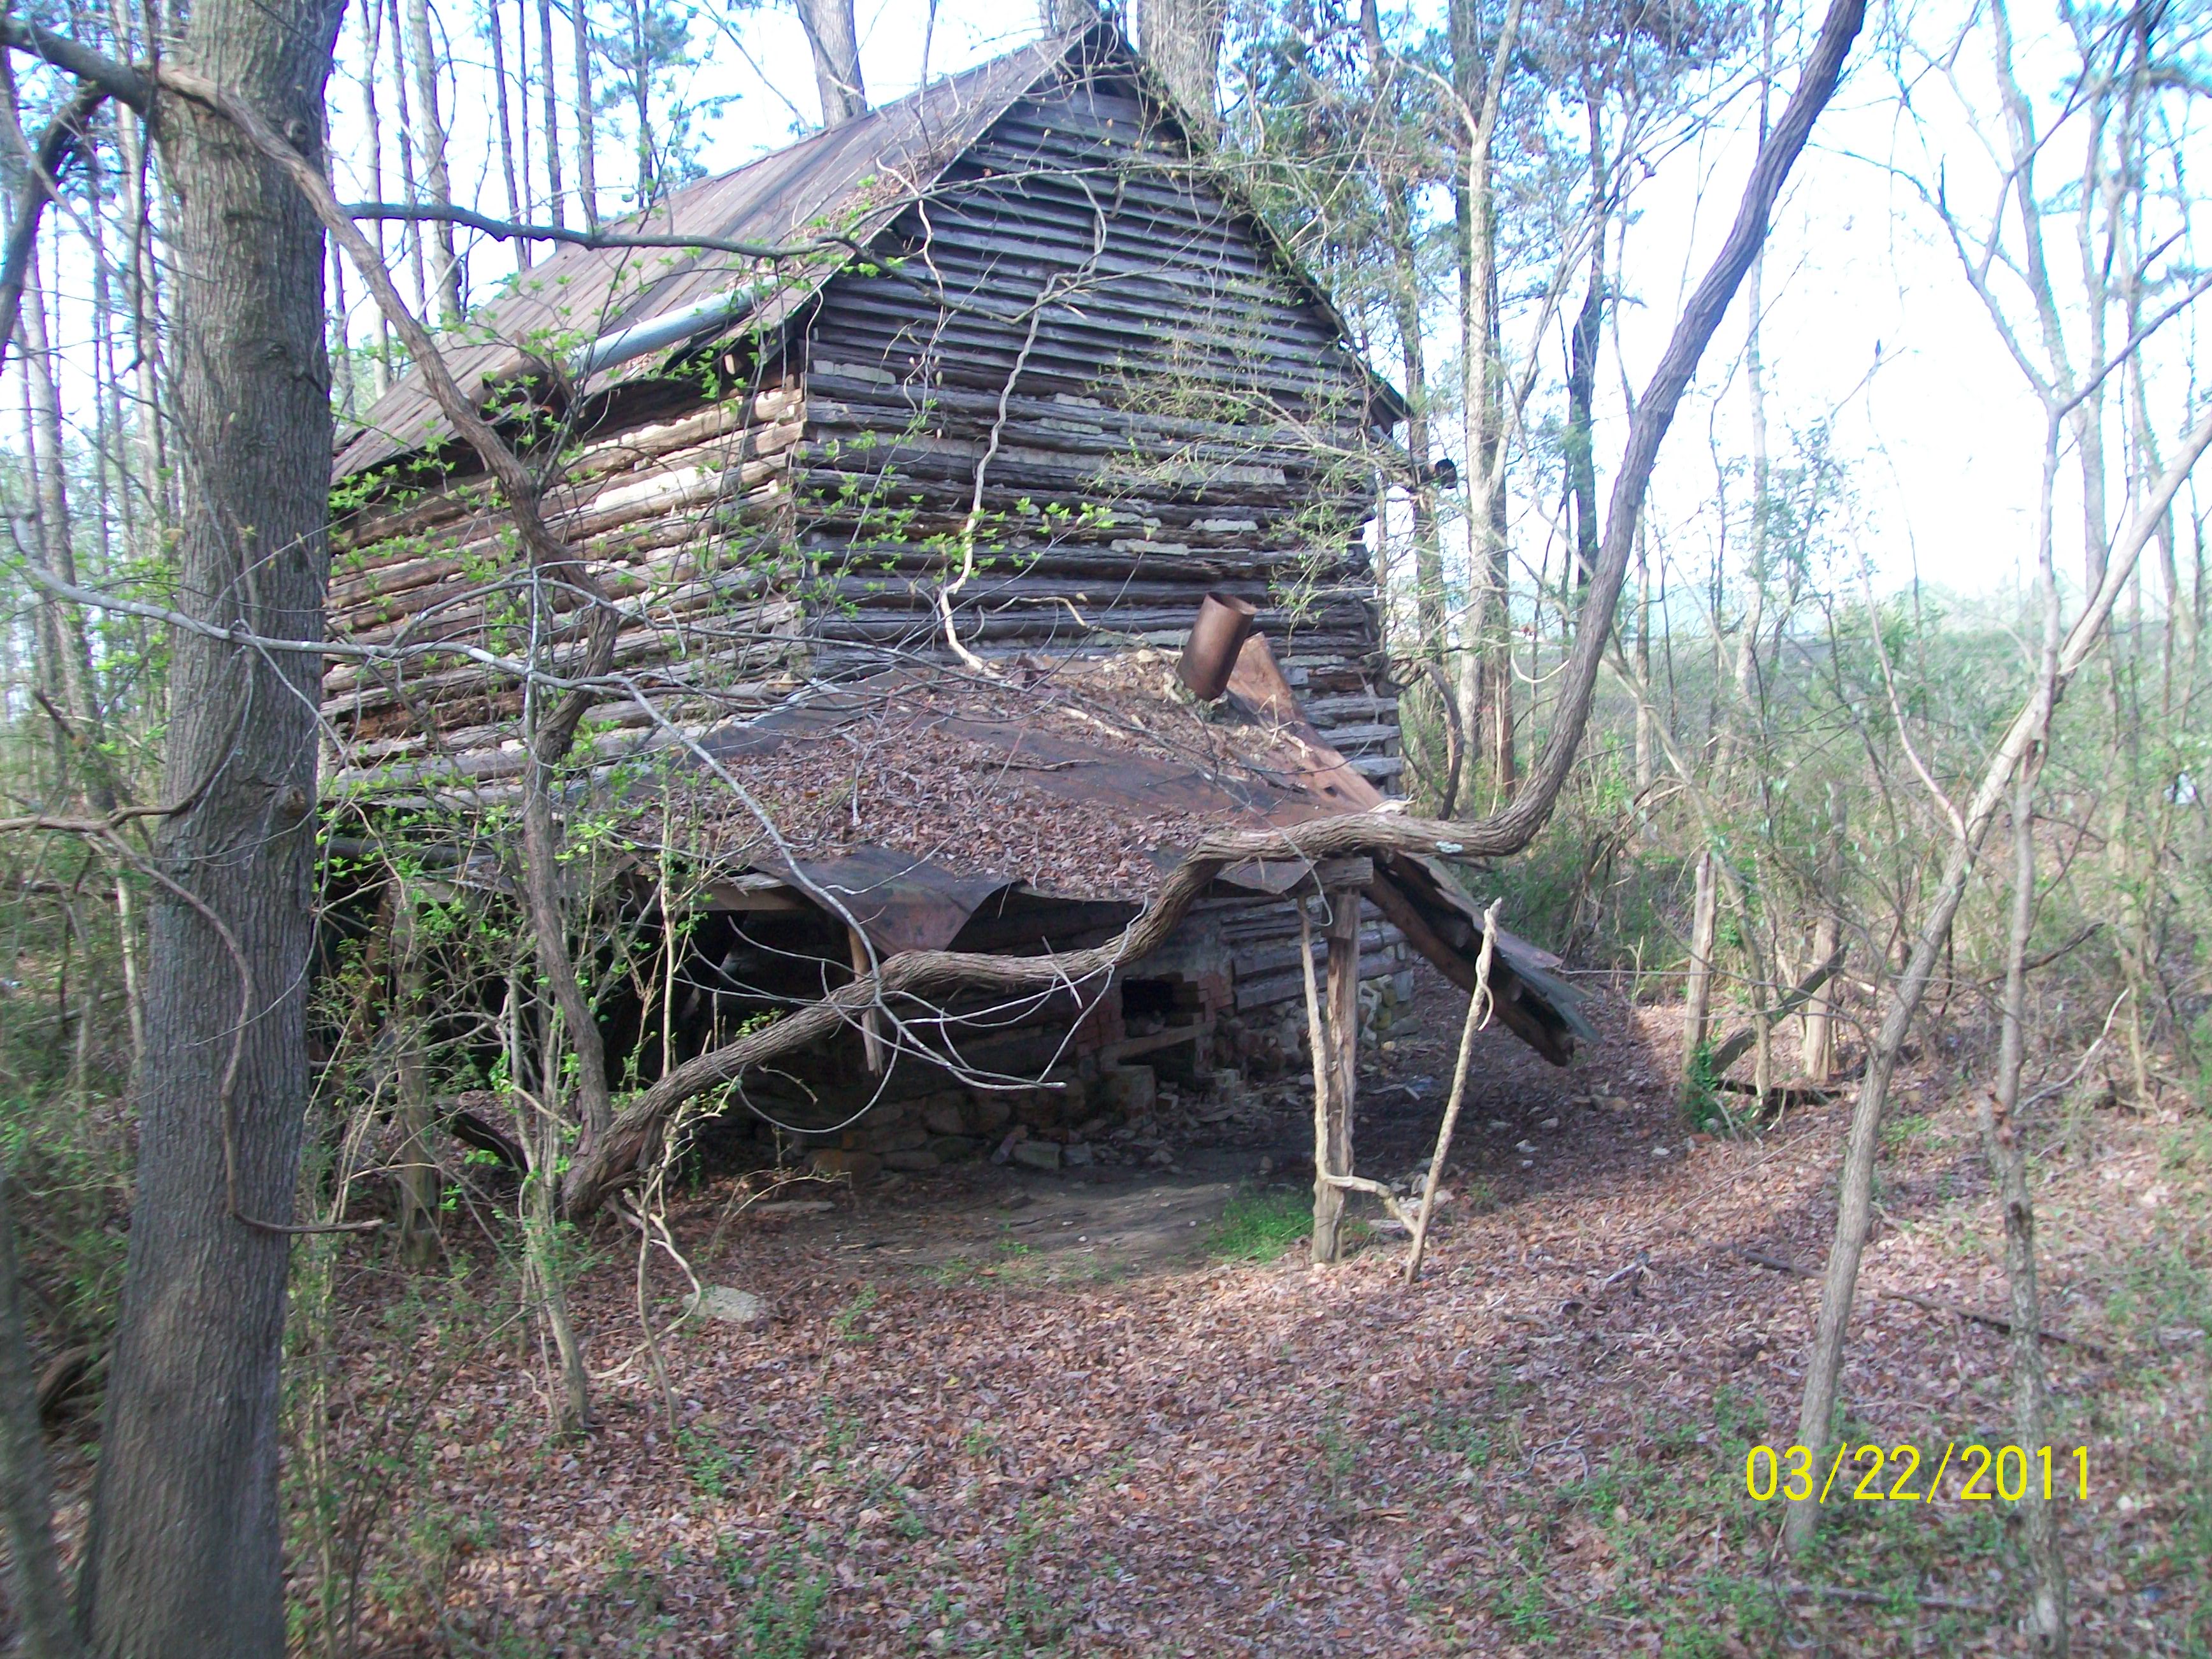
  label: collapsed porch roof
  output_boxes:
[622,634,1591,1065]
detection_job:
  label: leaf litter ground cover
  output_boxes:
[209,975,2212,1653]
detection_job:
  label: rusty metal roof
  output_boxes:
[334,20,1405,481]
[334,32,1076,478]
[643,635,1589,1063]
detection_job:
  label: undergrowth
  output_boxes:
[1207,1184,1311,1262]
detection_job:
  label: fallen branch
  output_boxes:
[1595,1252,1651,1292]
[1880,1288,2110,1360]
[1404,899,1499,1284]
[1704,943,1848,1077]
[1730,1247,2108,1357]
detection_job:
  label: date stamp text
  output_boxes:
[1744,1444,2089,1504]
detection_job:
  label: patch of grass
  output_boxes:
[831,1284,879,1341]
[924,1254,977,1286]
[1206,1185,1310,1263]
[677,1423,744,1500]
[1495,1576,1555,1644]
[1681,1040,1725,1134]
[717,1532,830,1659]
[1881,1112,1934,1149]
[1423,1409,1495,1470]
[961,1492,1093,1656]
[2159,1119,2212,1177]
[2105,1229,2211,1354]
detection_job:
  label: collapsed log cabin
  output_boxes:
[322,20,1590,1219]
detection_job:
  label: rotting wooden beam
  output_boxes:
[1096,1017,1209,1067]
[1321,883,1360,1265]
[1365,872,1569,1066]
[1301,882,1361,1266]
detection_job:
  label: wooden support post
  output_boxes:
[1681,850,1718,1103]
[1802,789,1845,1083]
[1298,900,1335,1264]
[1325,884,1361,1184]
[392,882,440,1267]
[1302,884,1362,1266]
[848,926,885,1074]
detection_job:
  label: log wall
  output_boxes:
[322,374,808,790]
[320,61,1411,1021]
[798,68,1403,786]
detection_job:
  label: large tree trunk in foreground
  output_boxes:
[0,1172,80,1659]
[75,2,343,1651]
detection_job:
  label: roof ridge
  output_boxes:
[334,26,1097,477]
[594,27,1085,243]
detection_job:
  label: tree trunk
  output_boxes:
[1719,0,1777,787]
[0,1170,83,1659]
[1802,787,1845,1082]
[1681,850,1716,1100]
[571,0,599,229]
[1304,888,1360,1265]
[403,0,462,319]
[0,57,99,777]
[76,1,345,1651]
[537,0,565,227]
[1567,264,1602,594]
[1567,83,1605,598]
[356,0,396,391]
[393,886,441,1267]
[514,973,592,1433]
[487,0,529,271]
[794,0,866,129]
[1449,0,1523,803]
[1983,765,2069,1650]
[626,0,652,196]
[384,0,429,312]
[1634,526,1656,822]
[1130,0,1224,129]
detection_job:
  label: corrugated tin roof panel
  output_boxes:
[334,32,1075,478]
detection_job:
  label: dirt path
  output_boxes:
[301,972,2210,1656]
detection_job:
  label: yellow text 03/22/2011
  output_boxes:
[1744,1443,2089,1504]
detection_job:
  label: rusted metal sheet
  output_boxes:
[779,845,1014,958]
[334,38,1071,478]
[674,636,1588,1062]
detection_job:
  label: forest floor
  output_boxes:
[76,971,2212,1656]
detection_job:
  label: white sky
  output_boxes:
[86,0,2204,612]
[524,0,2168,605]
